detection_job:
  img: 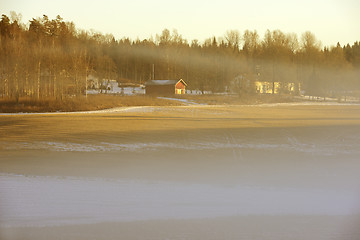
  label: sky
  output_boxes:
[2,0,360,47]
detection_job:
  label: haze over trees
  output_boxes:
[1,13,360,101]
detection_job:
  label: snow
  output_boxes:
[146,80,179,85]
[157,97,201,105]
[186,89,212,95]
[297,95,360,103]
[1,101,360,116]
[1,173,358,227]
[0,106,156,116]
[251,101,360,107]
[3,133,360,156]
[87,81,145,95]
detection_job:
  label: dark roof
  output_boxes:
[145,79,187,86]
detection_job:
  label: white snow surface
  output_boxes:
[1,101,359,116]
[3,138,360,156]
[146,80,178,85]
[87,81,145,95]
[0,106,156,116]
[157,97,201,105]
[1,173,359,228]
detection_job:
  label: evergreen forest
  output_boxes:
[1,13,360,101]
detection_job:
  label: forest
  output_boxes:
[1,12,360,101]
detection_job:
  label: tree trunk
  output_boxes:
[85,67,88,98]
[15,64,19,102]
[54,74,57,98]
[37,61,41,99]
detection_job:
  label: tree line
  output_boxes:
[1,12,360,101]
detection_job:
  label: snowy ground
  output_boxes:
[157,96,202,105]
[1,105,360,239]
[1,173,358,228]
[1,101,360,116]
[87,81,145,95]
[86,80,213,96]
[296,95,360,103]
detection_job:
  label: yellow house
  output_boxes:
[255,81,299,94]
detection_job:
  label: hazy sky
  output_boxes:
[2,0,359,47]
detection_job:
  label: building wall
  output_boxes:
[146,85,174,95]
[175,82,186,94]
[255,81,299,94]
[146,81,186,95]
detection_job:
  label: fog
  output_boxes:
[2,16,360,99]
[1,104,360,239]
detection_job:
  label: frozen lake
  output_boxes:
[1,173,360,228]
[1,104,360,239]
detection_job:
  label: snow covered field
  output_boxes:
[1,104,360,239]
[86,80,210,96]
[1,173,358,228]
[87,81,145,95]
[1,101,359,116]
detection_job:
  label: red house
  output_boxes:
[145,79,187,95]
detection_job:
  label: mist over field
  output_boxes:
[1,7,360,240]
[1,13,360,104]
[1,104,360,239]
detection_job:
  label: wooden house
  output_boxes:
[255,81,300,95]
[145,79,187,95]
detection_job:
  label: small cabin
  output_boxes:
[145,79,187,95]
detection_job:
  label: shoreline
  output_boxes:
[1,101,360,116]
[2,93,359,114]
[1,104,360,240]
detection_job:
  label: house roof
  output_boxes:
[145,79,187,86]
